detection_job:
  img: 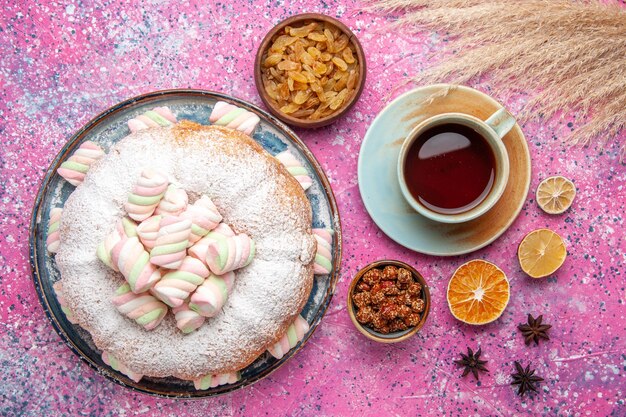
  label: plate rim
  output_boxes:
[357,83,531,256]
[28,88,343,398]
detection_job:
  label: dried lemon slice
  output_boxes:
[518,229,566,278]
[447,260,510,325]
[536,176,576,214]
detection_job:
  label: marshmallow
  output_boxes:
[275,151,313,191]
[127,106,177,133]
[193,371,241,390]
[114,236,161,293]
[313,228,334,275]
[149,216,191,269]
[97,217,138,270]
[181,196,222,244]
[152,256,209,308]
[102,351,143,383]
[52,282,77,324]
[57,141,105,186]
[188,223,234,265]
[112,283,167,330]
[267,315,310,359]
[172,302,205,334]
[209,101,260,135]
[124,169,169,222]
[205,233,255,275]
[189,272,235,318]
[136,215,162,250]
[46,207,63,254]
[155,184,188,217]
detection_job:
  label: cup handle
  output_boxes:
[485,107,516,139]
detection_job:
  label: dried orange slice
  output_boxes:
[447,260,510,325]
[518,229,566,278]
[536,176,576,214]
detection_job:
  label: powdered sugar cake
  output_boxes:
[55,121,316,380]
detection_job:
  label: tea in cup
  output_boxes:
[397,108,515,223]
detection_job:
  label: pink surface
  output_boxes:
[1,1,625,416]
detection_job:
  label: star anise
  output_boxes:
[510,361,544,397]
[518,314,552,345]
[454,347,489,380]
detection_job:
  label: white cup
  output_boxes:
[397,108,515,223]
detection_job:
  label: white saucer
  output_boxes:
[357,84,531,256]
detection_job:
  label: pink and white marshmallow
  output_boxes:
[97,217,138,270]
[124,169,169,222]
[188,223,234,265]
[149,216,192,269]
[102,351,143,383]
[209,101,260,135]
[113,237,161,293]
[189,272,235,318]
[112,283,167,330]
[267,315,310,359]
[313,228,334,275]
[172,302,205,334]
[206,233,255,275]
[52,282,77,324]
[181,196,222,244]
[46,207,63,254]
[57,141,105,186]
[127,106,177,133]
[152,256,209,307]
[136,215,162,250]
[275,151,313,191]
[155,184,188,216]
[193,371,241,390]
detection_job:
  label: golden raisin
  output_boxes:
[342,47,355,64]
[261,20,359,120]
[277,60,300,71]
[307,32,327,42]
[289,22,317,37]
[332,57,348,71]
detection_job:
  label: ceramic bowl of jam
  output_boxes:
[347,260,430,343]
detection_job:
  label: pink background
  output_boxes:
[1,1,625,416]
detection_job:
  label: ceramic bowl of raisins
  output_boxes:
[254,13,366,128]
[348,260,431,343]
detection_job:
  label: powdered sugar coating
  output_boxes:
[56,122,315,379]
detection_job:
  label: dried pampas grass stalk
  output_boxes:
[368,0,626,154]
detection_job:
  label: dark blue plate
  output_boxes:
[29,90,342,398]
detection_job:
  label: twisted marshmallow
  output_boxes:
[209,101,260,135]
[206,233,255,275]
[124,169,169,222]
[136,215,162,250]
[189,272,235,318]
[52,282,77,324]
[46,207,63,254]
[112,283,167,330]
[313,228,334,275]
[152,256,209,307]
[102,351,143,383]
[188,223,234,265]
[267,315,310,359]
[113,237,161,293]
[172,302,205,334]
[127,106,177,133]
[275,151,313,191]
[193,371,241,390]
[155,184,188,216]
[181,196,222,244]
[57,141,105,186]
[149,216,191,269]
[97,217,138,270]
